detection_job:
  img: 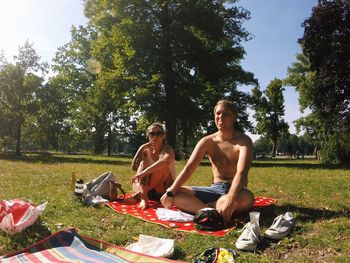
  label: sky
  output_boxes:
[0,0,318,141]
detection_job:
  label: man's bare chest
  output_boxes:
[208,141,239,168]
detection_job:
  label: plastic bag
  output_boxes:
[0,199,47,235]
[126,234,174,258]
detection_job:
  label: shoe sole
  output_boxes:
[235,241,257,251]
[264,228,292,240]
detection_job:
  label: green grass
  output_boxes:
[0,153,349,262]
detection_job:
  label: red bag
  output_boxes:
[0,199,47,235]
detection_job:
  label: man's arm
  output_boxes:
[216,135,254,220]
[168,137,209,193]
[160,137,209,208]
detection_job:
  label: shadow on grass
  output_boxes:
[172,247,187,261]
[253,160,350,170]
[254,204,350,228]
[0,153,131,166]
[251,204,350,252]
[2,220,52,256]
[198,158,349,170]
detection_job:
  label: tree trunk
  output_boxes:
[271,140,277,157]
[15,120,22,156]
[182,125,188,154]
[161,3,177,150]
[54,130,59,151]
[94,127,105,155]
[107,124,111,156]
[165,85,177,149]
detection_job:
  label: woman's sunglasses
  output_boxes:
[149,131,164,137]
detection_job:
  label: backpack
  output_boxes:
[85,171,125,201]
[193,208,225,231]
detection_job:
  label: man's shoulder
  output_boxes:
[199,134,216,144]
[193,134,216,151]
[235,130,253,146]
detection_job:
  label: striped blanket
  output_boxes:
[1,228,183,263]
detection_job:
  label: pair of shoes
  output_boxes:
[235,212,295,251]
[264,212,295,239]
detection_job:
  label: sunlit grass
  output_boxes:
[0,153,349,262]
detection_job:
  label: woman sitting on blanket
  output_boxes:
[127,122,176,209]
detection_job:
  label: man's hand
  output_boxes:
[215,194,237,223]
[160,193,173,209]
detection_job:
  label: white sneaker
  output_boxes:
[235,222,260,251]
[264,212,295,240]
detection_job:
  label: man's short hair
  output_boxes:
[214,100,237,116]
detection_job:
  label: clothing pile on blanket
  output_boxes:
[73,171,126,207]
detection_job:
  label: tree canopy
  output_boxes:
[80,0,256,150]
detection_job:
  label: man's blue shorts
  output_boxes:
[191,182,231,204]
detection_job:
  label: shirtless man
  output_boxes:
[160,100,254,223]
[130,123,176,209]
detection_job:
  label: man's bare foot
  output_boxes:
[138,199,149,210]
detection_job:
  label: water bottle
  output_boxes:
[74,179,85,199]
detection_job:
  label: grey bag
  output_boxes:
[85,171,125,200]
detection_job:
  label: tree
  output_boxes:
[286,0,350,163]
[0,41,47,155]
[301,0,350,131]
[253,136,271,158]
[34,76,71,151]
[83,0,256,150]
[252,79,289,157]
[53,25,122,154]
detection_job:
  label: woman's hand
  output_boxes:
[131,171,146,183]
[142,140,155,150]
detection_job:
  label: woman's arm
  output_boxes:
[131,142,151,171]
[131,146,175,182]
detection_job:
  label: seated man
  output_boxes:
[128,123,176,209]
[161,100,254,224]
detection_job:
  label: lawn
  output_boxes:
[0,153,349,262]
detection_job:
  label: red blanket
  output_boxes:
[107,195,276,237]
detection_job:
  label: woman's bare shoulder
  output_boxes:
[163,144,175,154]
